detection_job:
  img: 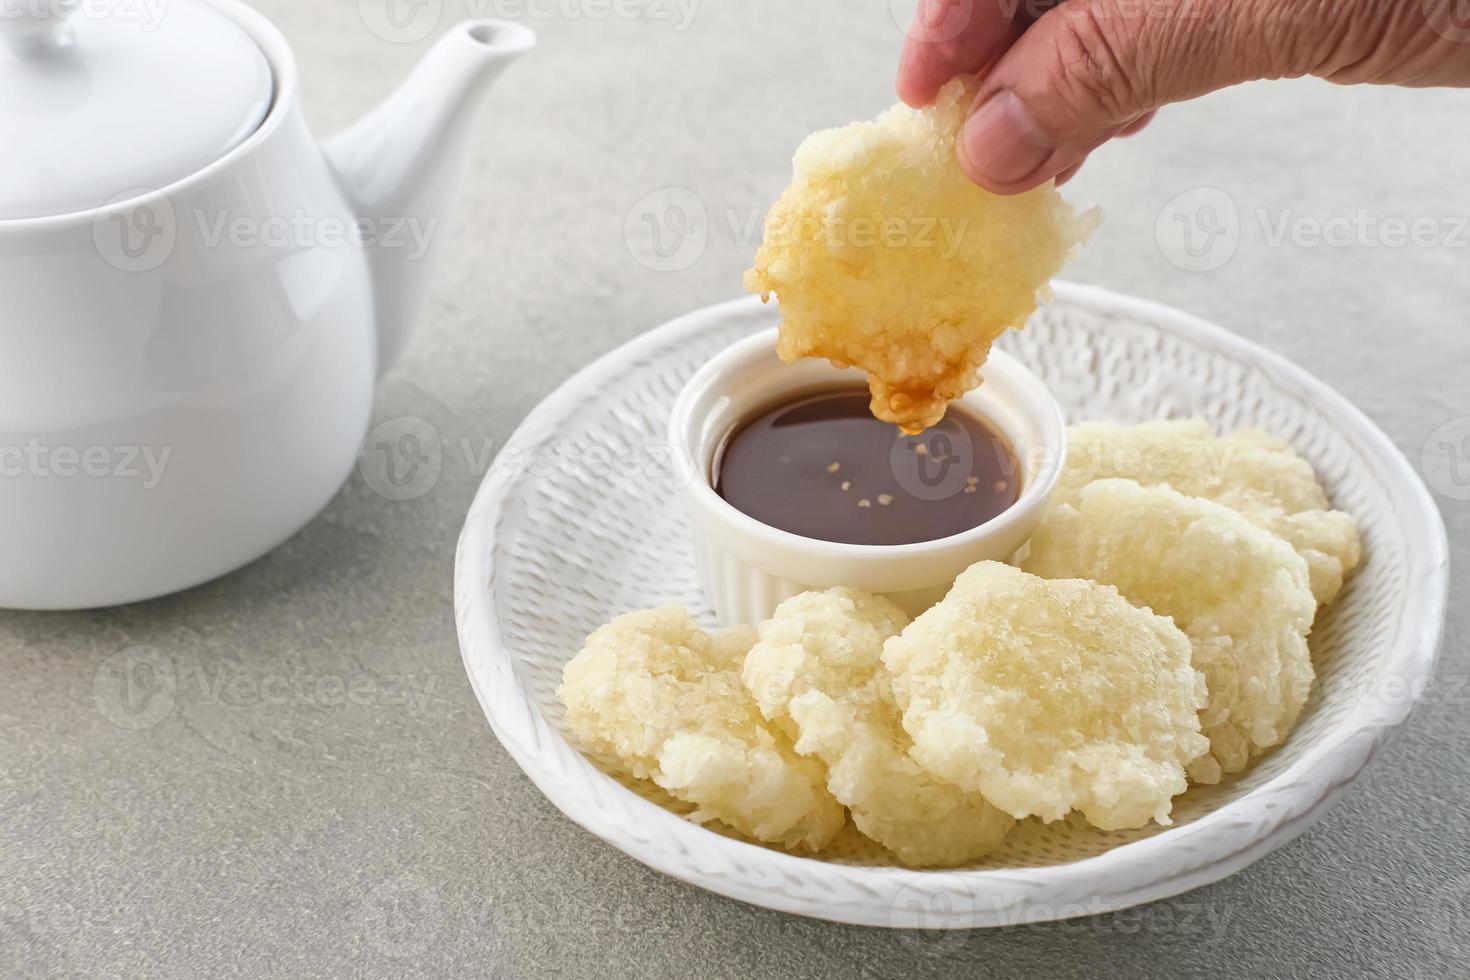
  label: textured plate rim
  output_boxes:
[453,283,1450,928]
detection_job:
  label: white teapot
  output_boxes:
[0,1,533,608]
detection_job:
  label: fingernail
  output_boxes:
[960,91,1054,186]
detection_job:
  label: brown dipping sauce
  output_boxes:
[714,387,1019,546]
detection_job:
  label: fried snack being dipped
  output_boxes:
[745,77,1098,433]
[1021,480,1317,783]
[1059,420,1362,605]
[743,588,1014,867]
[882,562,1209,830]
[559,605,845,852]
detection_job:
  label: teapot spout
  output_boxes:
[324,22,534,376]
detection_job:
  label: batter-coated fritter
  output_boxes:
[882,562,1208,830]
[1059,419,1361,605]
[559,605,845,852]
[745,78,1097,433]
[744,589,1014,867]
[1021,480,1317,782]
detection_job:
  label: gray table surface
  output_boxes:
[5,2,1469,977]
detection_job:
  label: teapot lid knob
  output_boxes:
[0,0,272,220]
[0,0,80,57]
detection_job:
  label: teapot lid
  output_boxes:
[0,0,273,220]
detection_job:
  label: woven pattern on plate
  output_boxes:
[455,284,1447,926]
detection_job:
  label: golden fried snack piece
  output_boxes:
[744,77,1097,433]
[1020,480,1317,783]
[882,562,1208,830]
[559,605,845,852]
[1059,419,1362,605]
[743,588,1014,867]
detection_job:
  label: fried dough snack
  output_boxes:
[744,78,1097,433]
[1021,480,1317,782]
[559,605,845,852]
[882,562,1208,830]
[1059,419,1362,605]
[743,589,1014,867]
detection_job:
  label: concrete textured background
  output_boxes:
[4,1,1468,977]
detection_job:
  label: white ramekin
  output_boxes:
[669,328,1067,626]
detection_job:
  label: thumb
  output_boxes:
[957,0,1305,192]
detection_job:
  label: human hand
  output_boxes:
[898,0,1470,193]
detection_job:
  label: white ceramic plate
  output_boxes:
[454,284,1449,928]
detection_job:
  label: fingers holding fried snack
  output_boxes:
[745,78,1097,433]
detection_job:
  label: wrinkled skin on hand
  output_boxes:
[897,0,1470,193]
